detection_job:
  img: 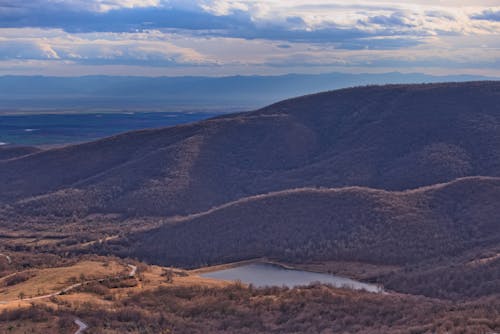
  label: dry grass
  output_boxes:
[56,292,116,309]
[0,260,126,302]
[0,301,32,311]
[133,265,229,292]
[0,256,498,333]
[0,258,228,316]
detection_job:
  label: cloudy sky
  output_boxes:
[0,0,499,76]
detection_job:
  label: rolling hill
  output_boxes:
[1,81,500,218]
[0,146,41,160]
[116,176,500,268]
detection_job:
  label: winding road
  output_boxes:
[0,262,137,303]
[15,263,137,302]
[0,251,137,333]
[14,282,86,302]
[74,318,89,334]
[66,264,135,333]
[0,262,138,332]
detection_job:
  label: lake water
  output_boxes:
[0,111,222,146]
[201,263,383,293]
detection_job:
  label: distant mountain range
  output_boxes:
[0,72,498,112]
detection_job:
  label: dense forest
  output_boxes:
[381,255,500,300]
[102,177,500,270]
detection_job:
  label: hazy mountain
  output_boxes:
[0,72,497,111]
[1,81,500,220]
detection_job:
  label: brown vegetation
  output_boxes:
[381,255,500,299]
[0,146,41,161]
[1,83,500,332]
[1,272,35,287]
[108,177,500,272]
[1,82,500,218]
[1,283,499,333]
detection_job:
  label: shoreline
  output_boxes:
[190,258,397,283]
[190,259,385,294]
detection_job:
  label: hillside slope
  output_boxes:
[118,177,500,268]
[0,146,41,160]
[1,81,500,217]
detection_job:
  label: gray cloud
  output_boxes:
[472,9,500,22]
[0,1,455,48]
[368,12,414,28]
[0,3,245,33]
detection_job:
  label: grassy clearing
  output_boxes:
[0,258,229,315]
[0,260,126,302]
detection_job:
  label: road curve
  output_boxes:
[68,264,136,334]
[128,264,137,277]
[0,253,12,264]
[74,318,88,334]
[18,283,84,302]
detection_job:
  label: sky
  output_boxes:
[0,0,499,76]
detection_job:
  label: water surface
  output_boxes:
[202,263,383,292]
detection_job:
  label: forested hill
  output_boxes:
[1,81,500,218]
[116,176,500,267]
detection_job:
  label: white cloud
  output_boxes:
[0,1,499,76]
[47,0,162,12]
[0,28,211,65]
[196,0,500,36]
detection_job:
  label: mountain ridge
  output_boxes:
[164,175,500,222]
[112,175,500,267]
[1,81,500,218]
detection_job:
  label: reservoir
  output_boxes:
[201,262,383,293]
